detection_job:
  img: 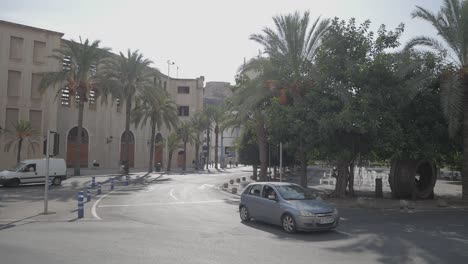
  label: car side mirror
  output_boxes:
[268,195,277,200]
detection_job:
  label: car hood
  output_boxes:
[286,199,335,214]
[0,170,16,177]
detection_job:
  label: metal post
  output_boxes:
[43,130,51,214]
[97,183,102,195]
[86,188,91,202]
[279,142,283,182]
[92,176,96,188]
[111,178,114,191]
[125,175,129,186]
[78,191,84,218]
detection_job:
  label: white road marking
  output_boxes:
[91,191,114,220]
[98,199,231,208]
[198,184,215,190]
[169,188,179,201]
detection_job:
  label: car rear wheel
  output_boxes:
[282,214,297,233]
[8,179,20,188]
[52,176,62,186]
[239,206,250,222]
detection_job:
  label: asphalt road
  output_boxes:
[1,168,467,264]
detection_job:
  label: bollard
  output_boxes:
[78,191,84,218]
[92,176,96,188]
[375,178,383,198]
[125,175,129,186]
[97,182,102,195]
[111,178,115,191]
[86,188,91,202]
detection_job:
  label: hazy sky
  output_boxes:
[1,0,443,84]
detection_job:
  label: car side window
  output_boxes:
[24,164,36,172]
[249,184,262,197]
[262,185,276,199]
[243,185,253,195]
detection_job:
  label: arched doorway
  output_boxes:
[66,127,89,168]
[177,150,185,168]
[154,133,163,165]
[120,131,135,168]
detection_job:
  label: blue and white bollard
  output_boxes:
[78,191,84,218]
[97,182,102,195]
[125,175,129,186]
[110,178,115,191]
[86,187,91,202]
[92,176,96,188]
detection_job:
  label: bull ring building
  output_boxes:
[0,20,204,172]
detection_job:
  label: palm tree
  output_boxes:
[177,121,196,171]
[190,111,208,169]
[3,121,39,163]
[100,49,153,174]
[166,132,181,172]
[406,0,468,199]
[249,11,329,187]
[132,79,178,173]
[205,105,227,169]
[39,38,109,176]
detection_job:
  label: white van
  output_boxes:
[0,158,67,187]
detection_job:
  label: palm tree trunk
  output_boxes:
[298,140,308,187]
[255,117,268,182]
[183,141,187,171]
[74,100,84,176]
[252,165,258,181]
[348,161,355,197]
[17,138,23,163]
[206,127,210,170]
[167,150,173,172]
[334,160,349,198]
[148,120,156,173]
[215,125,219,169]
[123,99,131,174]
[463,102,468,200]
[195,140,200,170]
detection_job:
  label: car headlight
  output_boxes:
[300,211,316,217]
[333,208,338,215]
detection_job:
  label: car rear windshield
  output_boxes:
[276,185,316,200]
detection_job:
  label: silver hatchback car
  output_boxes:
[239,182,339,233]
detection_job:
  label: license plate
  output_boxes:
[319,217,334,224]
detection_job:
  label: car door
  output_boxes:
[246,184,264,220]
[20,163,38,184]
[258,185,283,225]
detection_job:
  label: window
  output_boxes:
[7,70,21,97]
[31,73,42,99]
[249,184,262,197]
[61,86,71,106]
[262,185,276,199]
[29,110,42,133]
[89,90,96,110]
[178,106,189,116]
[33,41,46,63]
[163,81,167,90]
[5,108,19,132]
[177,86,190,94]
[116,99,122,113]
[9,36,23,60]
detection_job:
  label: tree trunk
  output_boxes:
[195,140,200,170]
[334,160,349,198]
[206,127,210,170]
[148,120,156,173]
[183,141,187,171]
[214,125,219,169]
[463,102,468,200]
[255,118,268,182]
[299,141,308,187]
[17,138,23,163]
[348,161,355,197]
[253,164,258,181]
[167,150,173,172]
[74,100,84,176]
[123,99,132,174]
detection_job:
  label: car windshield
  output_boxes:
[10,162,26,172]
[276,185,316,200]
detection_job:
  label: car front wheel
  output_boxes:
[239,206,250,222]
[282,214,297,233]
[52,177,62,185]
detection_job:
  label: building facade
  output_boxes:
[0,20,204,171]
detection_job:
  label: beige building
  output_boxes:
[0,20,204,172]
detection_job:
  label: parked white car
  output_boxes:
[0,158,67,187]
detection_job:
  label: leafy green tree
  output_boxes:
[100,50,152,174]
[177,121,196,171]
[406,0,468,199]
[3,121,39,163]
[237,124,260,180]
[166,132,181,172]
[39,38,109,175]
[132,79,178,172]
